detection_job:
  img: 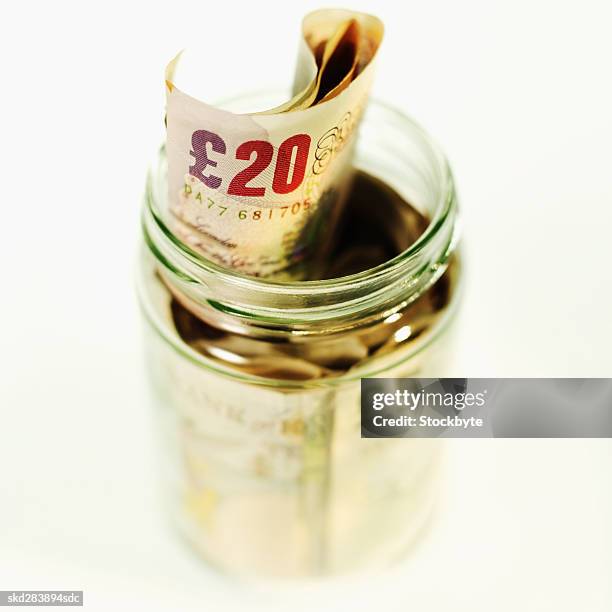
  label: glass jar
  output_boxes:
[137,97,462,578]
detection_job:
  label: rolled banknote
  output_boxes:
[165,9,384,278]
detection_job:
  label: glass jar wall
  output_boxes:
[138,98,462,577]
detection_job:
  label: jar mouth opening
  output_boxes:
[145,98,455,296]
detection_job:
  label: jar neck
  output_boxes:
[142,101,460,337]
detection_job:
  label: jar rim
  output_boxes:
[142,96,459,325]
[137,279,461,389]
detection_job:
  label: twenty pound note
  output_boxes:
[165,9,384,278]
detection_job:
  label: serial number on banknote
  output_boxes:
[189,130,311,197]
[183,183,312,220]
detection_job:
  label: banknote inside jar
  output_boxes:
[165,10,386,278]
[153,169,458,380]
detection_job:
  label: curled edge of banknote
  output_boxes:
[166,9,384,113]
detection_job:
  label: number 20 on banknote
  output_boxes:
[189,130,312,198]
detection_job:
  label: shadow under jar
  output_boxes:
[138,98,462,578]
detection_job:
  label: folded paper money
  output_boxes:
[165,9,384,278]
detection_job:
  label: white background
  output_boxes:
[1,0,611,610]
